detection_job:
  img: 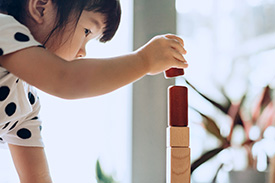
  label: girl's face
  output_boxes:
[25,0,106,61]
[47,11,106,61]
[50,11,106,61]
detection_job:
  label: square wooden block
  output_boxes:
[167,127,189,147]
[167,147,190,183]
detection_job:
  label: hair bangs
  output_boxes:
[85,0,121,43]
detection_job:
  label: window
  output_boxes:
[176,0,275,182]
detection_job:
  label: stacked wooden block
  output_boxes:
[165,68,190,183]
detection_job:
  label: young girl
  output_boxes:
[0,0,188,182]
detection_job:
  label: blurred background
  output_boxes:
[1,0,275,183]
[176,0,275,182]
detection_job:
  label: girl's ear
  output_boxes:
[27,0,52,24]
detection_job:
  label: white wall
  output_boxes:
[41,0,133,182]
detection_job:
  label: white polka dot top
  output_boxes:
[0,13,45,147]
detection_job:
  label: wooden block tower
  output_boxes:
[165,68,190,183]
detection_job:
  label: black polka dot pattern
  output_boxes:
[0,25,45,146]
[5,102,16,116]
[2,122,10,130]
[9,121,18,131]
[17,128,32,139]
[0,19,46,146]
[14,32,30,42]
[31,116,38,120]
[28,92,35,105]
[0,86,10,101]
[37,45,46,49]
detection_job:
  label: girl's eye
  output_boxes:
[84,28,92,37]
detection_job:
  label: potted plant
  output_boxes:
[96,159,118,183]
[186,78,275,183]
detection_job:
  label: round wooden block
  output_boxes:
[165,68,184,78]
[168,86,188,126]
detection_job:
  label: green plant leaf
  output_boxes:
[191,147,224,174]
[227,96,248,141]
[191,107,228,145]
[220,86,232,108]
[251,85,272,123]
[96,159,117,183]
[185,79,231,114]
[212,163,224,183]
[257,102,275,133]
[260,86,272,111]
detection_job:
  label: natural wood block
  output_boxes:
[165,68,184,78]
[270,155,275,183]
[167,126,189,147]
[167,147,190,183]
[168,86,188,126]
[167,127,189,147]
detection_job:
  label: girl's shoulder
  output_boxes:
[0,13,42,56]
[0,13,15,21]
[0,13,23,28]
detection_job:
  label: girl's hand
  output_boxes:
[135,34,188,75]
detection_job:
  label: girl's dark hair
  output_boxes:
[0,0,121,43]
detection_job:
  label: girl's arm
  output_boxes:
[9,144,52,183]
[0,34,187,99]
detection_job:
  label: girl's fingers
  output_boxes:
[171,48,188,66]
[170,40,187,55]
[165,35,188,69]
[165,34,184,47]
[165,36,186,55]
[174,58,188,68]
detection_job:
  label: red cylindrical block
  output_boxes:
[165,68,184,78]
[168,86,188,126]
